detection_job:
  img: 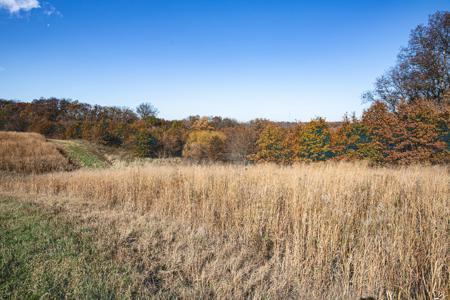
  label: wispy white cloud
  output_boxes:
[0,0,40,14]
[42,1,61,17]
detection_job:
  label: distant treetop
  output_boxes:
[136,102,159,119]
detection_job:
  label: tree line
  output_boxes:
[0,11,448,165]
[1,97,447,165]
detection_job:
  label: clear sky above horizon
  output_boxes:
[1,0,449,121]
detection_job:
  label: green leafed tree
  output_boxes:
[331,113,373,160]
[292,118,334,162]
[251,123,291,164]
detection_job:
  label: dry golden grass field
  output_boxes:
[0,147,448,299]
[0,131,73,173]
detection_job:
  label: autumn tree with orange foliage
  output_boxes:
[250,123,291,164]
[361,100,449,164]
[394,101,449,164]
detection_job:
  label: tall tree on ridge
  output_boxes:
[136,102,159,120]
[364,11,450,110]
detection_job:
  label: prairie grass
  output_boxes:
[0,132,72,173]
[1,162,448,299]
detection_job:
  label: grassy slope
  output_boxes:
[0,197,137,299]
[50,140,109,169]
[0,132,73,173]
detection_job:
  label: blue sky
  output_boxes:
[0,0,449,121]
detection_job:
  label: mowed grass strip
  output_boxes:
[0,197,135,299]
[51,140,109,169]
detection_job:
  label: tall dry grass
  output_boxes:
[0,131,72,173]
[1,162,448,299]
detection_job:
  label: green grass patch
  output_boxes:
[51,140,108,169]
[0,197,137,299]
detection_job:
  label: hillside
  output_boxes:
[50,139,110,169]
[0,132,74,173]
[0,131,123,173]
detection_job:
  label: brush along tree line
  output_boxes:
[1,11,448,165]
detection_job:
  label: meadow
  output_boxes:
[0,134,448,299]
[1,8,449,300]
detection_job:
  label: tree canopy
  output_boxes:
[364,11,449,110]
